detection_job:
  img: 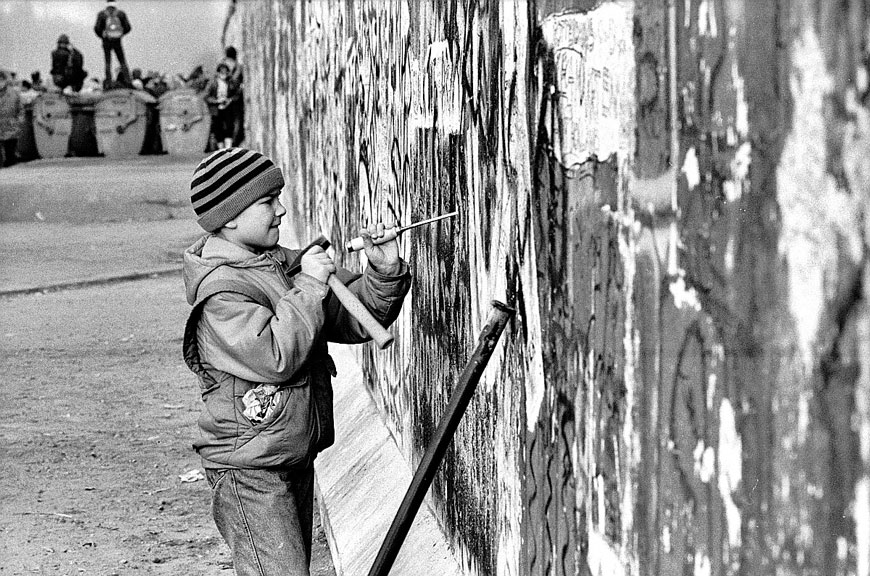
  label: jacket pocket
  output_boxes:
[196,370,319,468]
[251,372,308,431]
[197,372,243,438]
[232,380,318,467]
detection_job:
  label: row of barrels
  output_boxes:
[22,88,210,159]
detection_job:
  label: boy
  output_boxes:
[182,147,411,575]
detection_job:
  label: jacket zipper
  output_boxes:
[265,252,292,291]
[266,250,327,450]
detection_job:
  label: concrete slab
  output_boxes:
[0,155,201,224]
[0,155,205,294]
[0,220,203,294]
[316,344,462,576]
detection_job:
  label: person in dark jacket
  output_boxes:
[182,147,411,575]
[94,0,131,89]
[204,62,241,149]
[222,46,245,145]
[30,71,46,92]
[50,34,87,92]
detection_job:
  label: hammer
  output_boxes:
[307,235,394,349]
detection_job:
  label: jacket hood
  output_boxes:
[182,234,284,305]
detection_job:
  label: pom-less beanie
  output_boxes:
[190,148,285,232]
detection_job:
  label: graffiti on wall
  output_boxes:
[234,0,870,574]
[527,5,637,576]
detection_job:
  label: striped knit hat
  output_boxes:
[190,148,285,232]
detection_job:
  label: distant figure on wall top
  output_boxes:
[185,65,209,93]
[94,0,132,90]
[50,34,88,93]
[131,68,144,90]
[30,71,47,93]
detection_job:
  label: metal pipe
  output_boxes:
[367,300,515,576]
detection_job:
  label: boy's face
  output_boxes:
[223,190,286,253]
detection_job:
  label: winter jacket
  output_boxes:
[50,46,87,89]
[0,86,22,141]
[182,234,411,469]
[205,74,242,113]
[94,6,131,40]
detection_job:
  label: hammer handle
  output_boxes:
[345,227,399,252]
[326,275,395,349]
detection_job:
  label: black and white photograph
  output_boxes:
[2,1,870,576]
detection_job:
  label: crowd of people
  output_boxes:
[0,0,244,166]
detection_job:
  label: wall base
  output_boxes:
[314,344,463,576]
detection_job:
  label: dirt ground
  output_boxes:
[0,157,336,575]
[1,277,228,574]
[0,155,197,225]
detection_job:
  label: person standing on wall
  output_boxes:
[94,0,131,90]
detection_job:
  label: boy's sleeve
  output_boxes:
[121,11,132,34]
[198,275,330,383]
[324,261,412,344]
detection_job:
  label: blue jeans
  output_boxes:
[206,466,314,576]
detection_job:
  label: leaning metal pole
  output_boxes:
[368,300,516,576]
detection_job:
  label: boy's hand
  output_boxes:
[361,222,402,275]
[300,246,336,284]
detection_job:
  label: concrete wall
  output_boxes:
[229,1,870,574]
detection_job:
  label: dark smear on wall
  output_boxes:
[233,0,870,573]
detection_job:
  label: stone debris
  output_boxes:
[178,469,204,483]
[242,384,281,424]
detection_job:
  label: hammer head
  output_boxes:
[311,235,331,251]
[287,235,332,275]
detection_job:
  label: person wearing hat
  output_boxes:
[94,0,132,89]
[50,34,87,92]
[181,147,411,575]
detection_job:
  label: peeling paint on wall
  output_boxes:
[539,4,634,167]
[777,26,863,366]
[718,398,741,549]
[231,0,870,574]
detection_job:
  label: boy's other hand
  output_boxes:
[300,246,336,284]
[361,222,401,276]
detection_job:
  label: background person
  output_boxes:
[18,80,42,105]
[130,67,144,90]
[50,34,87,92]
[222,46,244,146]
[30,71,46,92]
[94,0,132,89]
[205,62,240,149]
[0,70,23,168]
[185,65,209,93]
